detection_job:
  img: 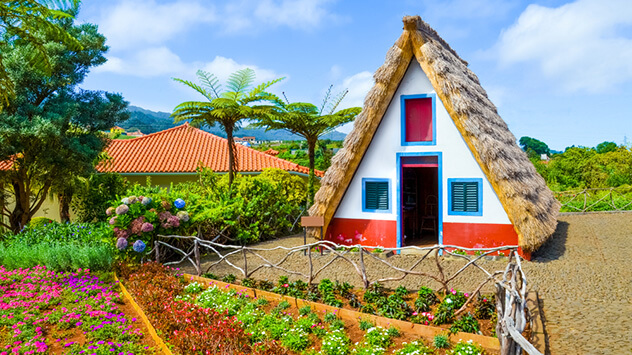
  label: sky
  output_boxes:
[76,0,632,151]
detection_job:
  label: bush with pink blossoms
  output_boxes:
[106,194,190,262]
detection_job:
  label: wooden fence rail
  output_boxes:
[555,187,632,212]
[148,235,541,355]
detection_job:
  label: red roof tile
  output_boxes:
[97,124,323,177]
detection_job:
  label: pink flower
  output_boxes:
[141,223,154,233]
[282,284,289,288]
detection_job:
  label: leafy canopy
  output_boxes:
[0,13,128,232]
[0,0,82,110]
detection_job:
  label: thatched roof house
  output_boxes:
[308,16,559,257]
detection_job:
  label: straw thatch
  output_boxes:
[309,16,560,252]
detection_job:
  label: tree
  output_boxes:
[0,0,81,110]
[596,141,617,154]
[171,69,283,186]
[0,14,129,233]
[519,136,550,157]
[257,86,361,205]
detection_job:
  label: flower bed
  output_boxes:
[120,263,495,354]
[0,265,156,354]
[201,273,498,337]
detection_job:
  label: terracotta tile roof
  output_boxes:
[97,123,323,177]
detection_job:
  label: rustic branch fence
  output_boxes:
[147,235,540,355]
[555,187,632,212]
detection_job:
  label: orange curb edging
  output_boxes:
[114,274,174,355]
[184,273,501,353]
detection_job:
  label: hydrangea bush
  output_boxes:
[106,194,190,260]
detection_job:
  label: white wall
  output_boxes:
[334,61,511,225]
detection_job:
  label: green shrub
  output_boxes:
[321,328,351,355]
[414,286,439,312]
[281,327,310,351]
[299,305,312,316]
[0,223,114,271]
[450,313,480,334]
[433,333,450,349]
[474,294,496,319]
[449,340,486,354]
[73,172,130,223]
[393,340,434,355]
[358,319,374,331]
[28,217,55,228]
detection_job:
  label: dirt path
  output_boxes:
[174,213,632,354]
[526,213,632,354]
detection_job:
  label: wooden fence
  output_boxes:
[148,235,541,355]
[555,187,632,212]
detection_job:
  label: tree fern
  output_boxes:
[172,68,284,185]
[256,88,361,205]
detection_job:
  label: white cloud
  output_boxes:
[254,0,338,30]
[199,56,284,84]
[98,0,216,50]
[337,71,374,109]
[333,71,374,133]
[95,47,186,77]
[419,0,516,20]
[494,0,632,92]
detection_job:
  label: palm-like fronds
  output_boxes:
[196,70,221,99]
[255,88,362,205]
[171,68,284,185]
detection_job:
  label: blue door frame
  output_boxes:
[396,152,443,248]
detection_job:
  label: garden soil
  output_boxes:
[176,213,632,354]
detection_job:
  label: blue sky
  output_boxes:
[77,0,632,151]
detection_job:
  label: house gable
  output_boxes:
[310,16,559,253]
[330,61,512,247]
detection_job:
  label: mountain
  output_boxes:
[121,105,347,141]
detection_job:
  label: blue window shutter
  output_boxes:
[365,181,389,210]
[451,182,479,212]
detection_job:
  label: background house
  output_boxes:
[309,16,559,259]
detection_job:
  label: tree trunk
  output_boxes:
[10,180,31,234]
[58,192,72,223]
[307,138,317,206]
[225,125,237,186]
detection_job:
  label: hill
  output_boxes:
[121,106,347,141]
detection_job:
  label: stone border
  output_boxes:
[185,273,501,353]
[114,274,173,355]
[526,291,546,354]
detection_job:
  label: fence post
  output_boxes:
[154,241,160,263]
[242,247,248,278]
[359,247,369,289]
[194,239,201,276]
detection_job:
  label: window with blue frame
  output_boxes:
[362,178,390,213]
[401,94,436,145]
[448,178,482,216]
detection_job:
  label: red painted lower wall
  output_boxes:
[327,218,530,259]
[443,223,530,260]
[326,218,397,248]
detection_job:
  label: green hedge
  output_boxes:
[0,222,114,271]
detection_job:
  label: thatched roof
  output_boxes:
[309,16,560,252]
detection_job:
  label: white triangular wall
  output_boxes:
[334,60,511,226]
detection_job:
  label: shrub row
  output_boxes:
[0,223,114,271]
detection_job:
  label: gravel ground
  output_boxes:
[526,213,632,354]
[175,213,632,354]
